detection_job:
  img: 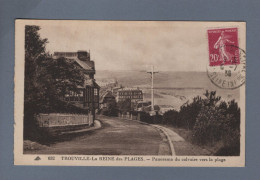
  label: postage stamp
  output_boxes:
[207,27,246,89]
[208,28,240,66]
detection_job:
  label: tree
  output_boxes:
[24,26,48,106]
[178,96,203,129]
[41,57,85,100]
[25,25,85,108]
[24,25,85,140]
[101,100,118,117]
[163,109,179,125]
[191,91,240,155]
[117,99,132,113]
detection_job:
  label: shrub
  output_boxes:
[192,105,226,145]
[117,99,132,113]
[163,109,179,125]
[100,99,118,117]
[178,96,203,129]
[139,112,153,123]
[162,90,240,156]
[162,96,203,129]
[191,93,240,155]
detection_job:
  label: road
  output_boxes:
[25,116,171,155]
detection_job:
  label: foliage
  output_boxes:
[162,95,203,129]
[191,91,240,155]
[192,105,226,145]
[177,96,203,129]
[139,112,153,124]
[163,109,179,125]
[117,98,132,113]
[101,100,118,117]
[159,90,240,156]
[24,25,85,140]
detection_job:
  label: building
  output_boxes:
[53,50,100,116]
[53,51,95,78]
[117,88,143,103]
[111,86,123,97]
[135,101,151,111]
[100,91,116,110]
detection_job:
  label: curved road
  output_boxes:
[26,116,171,155]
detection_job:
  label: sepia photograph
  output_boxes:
[14,20,246,166]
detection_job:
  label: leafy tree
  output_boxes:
[192,105,226,145]
[24,25,85,111]
[101,100,118,117]
[117,98,132,113]
[163,109,179,125]
[203,90,221,106]
[191,91,240,155]
[226,100,240,129]
[148,89,240,156]
[24,25,85,140]
[216,100,240,155]
[24,26,49,139]
[24,26,48,106]
[178,96,203,129]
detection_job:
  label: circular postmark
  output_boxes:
[207,45,246,89]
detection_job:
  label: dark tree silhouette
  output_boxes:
[117,98,132,113]
[24,25,85,140]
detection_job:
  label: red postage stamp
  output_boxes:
[207,28,240,66]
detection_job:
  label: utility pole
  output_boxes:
[147,65,159,111]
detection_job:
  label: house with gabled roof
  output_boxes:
[53,50,100,117]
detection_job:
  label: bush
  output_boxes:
[191,92,240,155]
[192,105,226,145]
[178,96,203,129]
[162,96,203,129]
[118,99,132,113]
[101,107,118,117]
[100,100,118,117]
[163,109,179,125]
[139,112,153,123]
[161,90,240,156]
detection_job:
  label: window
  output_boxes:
[94,88,98,95]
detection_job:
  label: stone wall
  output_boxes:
[36,113,93,127]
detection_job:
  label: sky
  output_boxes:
[37,21,243,72]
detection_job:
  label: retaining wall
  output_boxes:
[36,113,93,127]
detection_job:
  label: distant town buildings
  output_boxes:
[117,88,143,103]
[135,101,151,111]
[111,86,123,97]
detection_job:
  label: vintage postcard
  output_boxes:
[14,20,246,167]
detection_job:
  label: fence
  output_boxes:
[118,111,163,124]
[118,112,140,120]
[36,113,93,127]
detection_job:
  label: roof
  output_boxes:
[84,79,100,88]
[100,91,115,103]
[53,51,95,71]
[74,58,95,71]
